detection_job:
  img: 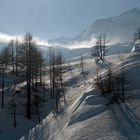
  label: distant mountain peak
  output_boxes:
[49,7,140,46]
[119,7,140,17]
[75,7,140,43]
[48,36,74,45]
[130,7,140,13]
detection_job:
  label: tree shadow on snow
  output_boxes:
[110,103,140,140]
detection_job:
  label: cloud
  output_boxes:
[0,32,120,49]
[0,32,20,43]
[34,37,50,46]
[65,36,120,49]
[0,32,50,46]
[67,38,97,49]
[48,37,97,49]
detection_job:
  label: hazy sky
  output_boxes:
[0,0,140,40]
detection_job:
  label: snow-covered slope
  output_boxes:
[22,42,140,139]
[40,45,91,62]
[51,52,140,140]
[18,52,140,140]
[1,44,140,140]
[40,43,133,62]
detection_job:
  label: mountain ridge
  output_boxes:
[49,7,140,45]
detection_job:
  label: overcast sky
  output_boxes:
[0,0,140,40]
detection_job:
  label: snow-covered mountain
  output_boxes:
[75,7,140,43]
[49,7,140,45]
[48,36,74,45]
[40,42,133,62]
[40,45,91,62]
[42,7,140,61]
[1,8,139,62]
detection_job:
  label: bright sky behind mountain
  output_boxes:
[0,0,140,40]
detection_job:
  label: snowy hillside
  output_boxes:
[0,7,140,140]
[1,0,140,139]
[18,36,140,140]
[1,45,140,140]
[16,51,140,140]
[52,51,140,140]
[40,43,133,62]
[51,50,140,140]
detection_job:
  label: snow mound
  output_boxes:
[131,39,140,53]
[84,95,108,105]
[68,90,108,125]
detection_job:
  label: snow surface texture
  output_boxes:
[16,52,140,140]
[0,44,139,140]
[48,49,140,140]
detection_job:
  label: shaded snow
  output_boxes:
[1,50,140,140]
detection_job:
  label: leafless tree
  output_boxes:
[20,33,43,119]
[134,27,140,41]
[80,55,84,74]
[91,34,108,62]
